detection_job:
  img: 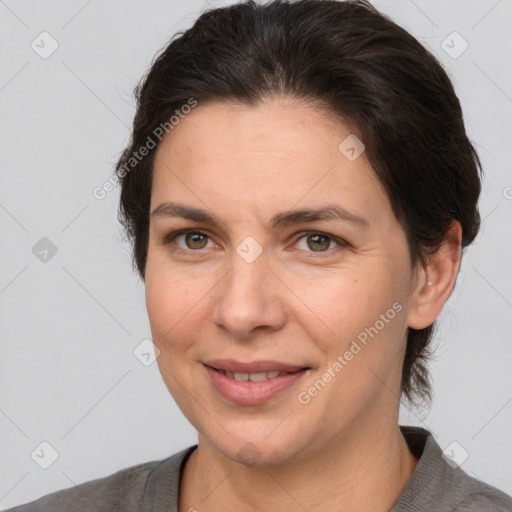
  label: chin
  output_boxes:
[202,421,312,468]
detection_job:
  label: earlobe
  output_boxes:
[406,220,462,330]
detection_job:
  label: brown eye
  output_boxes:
[306,234,331,252]
[182,231,209,249]
[292,231,348,258]
[163,229,213,253]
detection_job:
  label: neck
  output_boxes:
[179,411,418,512]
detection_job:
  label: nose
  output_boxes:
[211,249,287,340]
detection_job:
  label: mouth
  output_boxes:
[203,360,311,405]
[206,366,304,382]
[203,358,310,374]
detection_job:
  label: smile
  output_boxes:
[204,364,310,405]
[215,369,292,381]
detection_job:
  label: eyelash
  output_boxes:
[163,229,348,258]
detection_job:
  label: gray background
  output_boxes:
[1,0,511,508]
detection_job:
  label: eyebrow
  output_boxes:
[151,201,370,230]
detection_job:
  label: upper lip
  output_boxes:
[204,359,309,374]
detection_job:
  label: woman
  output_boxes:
[7,0,512,511]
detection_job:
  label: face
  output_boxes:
[145,97,420,467]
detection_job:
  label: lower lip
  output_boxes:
[204,365,309,405]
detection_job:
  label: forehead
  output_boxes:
[151,97,390,225]
[155,96,356,164]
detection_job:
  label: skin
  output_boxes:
[145,96,462,512]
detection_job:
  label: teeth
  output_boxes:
[223,370,290,381]
[249,372,269,382]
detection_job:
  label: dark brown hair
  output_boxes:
[114,0,482,408]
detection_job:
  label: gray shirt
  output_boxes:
[4,426,512,511]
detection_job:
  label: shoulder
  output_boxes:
[449,480,512,511]
[434,441,512,511]
[3,459,159,512]
[3,445,196,512]
[393,426,512,512]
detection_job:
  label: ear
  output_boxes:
[406,220,462,330]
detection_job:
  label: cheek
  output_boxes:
[144,253,217,357]
[145,272,201,394]
[303,269,397,336]
[146,277,194,340]
[306,267,408,386]
[304,282,407,425]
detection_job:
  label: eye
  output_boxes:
[165,230,216,253]
[163,229,349,257]
[293,231,347,257]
